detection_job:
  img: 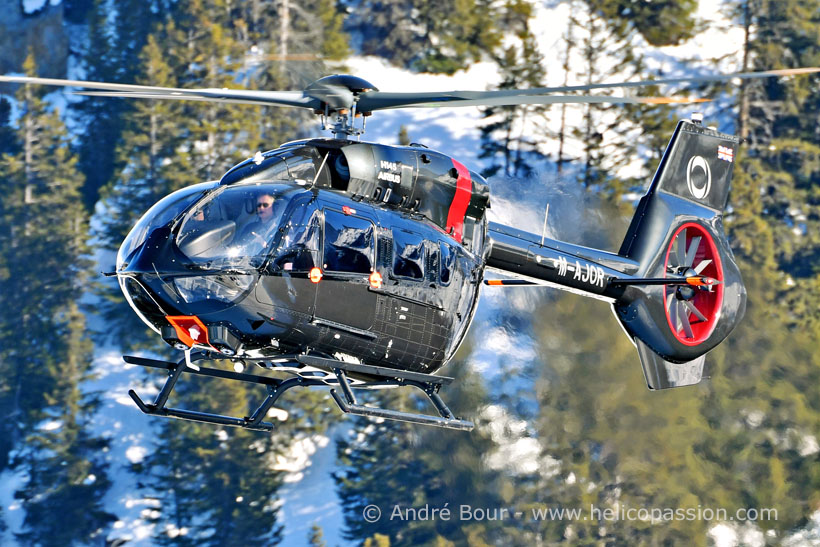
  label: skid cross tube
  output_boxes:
[124,353,474,432]
[327,365,474,431]
[124,355,324,432]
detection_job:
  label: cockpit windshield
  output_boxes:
[117,181,218,271]
[175,183,305,270]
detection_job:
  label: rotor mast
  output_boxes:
[306,74,377,139]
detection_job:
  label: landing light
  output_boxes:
[310,267,323,283]
[370,271,383,289]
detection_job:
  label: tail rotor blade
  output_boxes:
[669,293,680,333]
[694,259,712,274]
[684,300,708,323]
[685,236,702,268]
[666,291,675,313]
[679,302,695,338]
[677,229,687,267]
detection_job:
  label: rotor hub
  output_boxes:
[674,268,698,301]
[305,75,379,139]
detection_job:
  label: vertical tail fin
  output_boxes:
[614,119,746,390]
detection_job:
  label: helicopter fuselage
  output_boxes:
[117,139,491,373]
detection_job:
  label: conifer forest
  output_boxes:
[1,0,819,545]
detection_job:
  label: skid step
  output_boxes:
[296,355,454,385]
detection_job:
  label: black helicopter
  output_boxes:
[2,68,816,432]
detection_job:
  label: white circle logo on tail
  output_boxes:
[686,156,711,200]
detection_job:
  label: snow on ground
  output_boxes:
[481,405,555,476]
[0,465,28,538]
[21,0,62,15]
[82,349,163,545]
[783,511,820,546]
[277,426,349,545]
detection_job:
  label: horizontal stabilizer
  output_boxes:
[634,338,707,390]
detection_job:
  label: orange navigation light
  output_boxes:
[309,267,323,283]
[369,271,383,289]
[686,275,721,288]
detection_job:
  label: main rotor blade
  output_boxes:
[0,75,321,109]
[74,90,318,108]
[476,67,820,95]
[357,91,706,111]
[355,67,817,111]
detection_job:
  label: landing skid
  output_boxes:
[125,353,474,432]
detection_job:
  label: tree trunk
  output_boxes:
[739,0,751,141]
[557,8,574,174]
[279,0,290,71]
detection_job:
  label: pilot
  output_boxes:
[241,192,280,249]
[191,207,206,222]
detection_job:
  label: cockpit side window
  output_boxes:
[272,205,320,272]
[323,209,375,274]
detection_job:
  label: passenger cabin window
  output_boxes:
[393,229,425,280]
[440,242,454,285]
[323,209,375,274]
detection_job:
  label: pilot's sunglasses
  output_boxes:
[257,202,272,209]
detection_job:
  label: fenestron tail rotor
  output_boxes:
[664,223,723,346]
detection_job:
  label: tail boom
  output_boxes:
[484,119,747,390]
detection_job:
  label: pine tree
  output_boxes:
[350,0,501,74]
[143,373,295,545]
[590,0,699,47]
[732,0,820,332]
[73,0,127,211]
[95,33,199,350]
[14,311,116,545]
[479,0,547,179]
[569,2,643,190]
[335,355,509,545]
[0,97,17,156]
[165,0,251,181]
[0,53,114,544]
[563,0,700,198]
[317,0,351,61]
[335,389,437,542]
[308,522,327,546]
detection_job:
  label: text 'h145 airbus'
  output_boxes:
[3,67,817,432]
